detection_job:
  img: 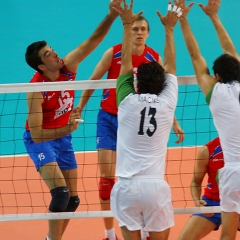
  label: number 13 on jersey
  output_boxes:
[138,107,157,137]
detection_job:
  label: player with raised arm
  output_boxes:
[77,3,184,240]
[23,1,121,240]
[110,1,181,239]
[177,0,240,239]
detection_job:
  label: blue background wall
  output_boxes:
[0,0,239,155]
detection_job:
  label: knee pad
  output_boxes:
[49,186,70,212]
[99,177,115,200]
[65,195,80,212]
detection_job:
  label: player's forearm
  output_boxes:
[90,13,117,43]
[77,89,95,111]
[180,17,201,61]
[190,181,202,207]
[209,15,237,57]
[163,26,176,75]
[30,125,75,144]
[120,24,133,74]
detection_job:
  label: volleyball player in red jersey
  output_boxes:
[178,137,240,239]
[78,15,184,240]
[23,1,122,240]
[178,137,224,239]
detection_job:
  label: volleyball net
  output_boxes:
[0,76,219,222]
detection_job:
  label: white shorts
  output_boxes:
[219,163,240,213]
[110,176,174,232]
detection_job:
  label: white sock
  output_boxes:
[141,230,149,240]
[46,237,50,240]
[105,228,115,240]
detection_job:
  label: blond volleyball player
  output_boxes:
[110,1,182,239]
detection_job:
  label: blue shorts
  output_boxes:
[97,109,118,150]
[23,130,77,171]
[192,195,221,230]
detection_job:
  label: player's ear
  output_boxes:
[38,64,46,72]
[215,73,222,83]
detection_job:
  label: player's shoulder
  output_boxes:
[112,43,122,52]
[206,137,220,148]
[165,73,177,82]
[30,71,44,83]
[145,45,159,55]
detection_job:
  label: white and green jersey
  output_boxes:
[116,73,178,178]
[207,81,240,163]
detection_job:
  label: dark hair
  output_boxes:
[137,61,166,95]
[213,54,240,83]
[135,16,150,32]
[25,40,47,74]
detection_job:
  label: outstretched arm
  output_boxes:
[64,0,122,73]
[157,2,185,143]
[77,47,113,117]
[156,3,179,75]
[116,0,143,75]
[176,0,217,96]
[199,0,239,60]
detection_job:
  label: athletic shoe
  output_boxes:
[146,237,150,240]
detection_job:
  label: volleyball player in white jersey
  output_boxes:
[177,0,240,239]
[110,1,181,239]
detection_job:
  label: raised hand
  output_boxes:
[174,0,195,17]
[198,0,220,17]
[113,0,143,25]
[108,0,123,18]
[157,1,182,28]
[69,107,81,131]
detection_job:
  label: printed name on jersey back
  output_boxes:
[138,95,159,103]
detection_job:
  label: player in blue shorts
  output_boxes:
[23,1,122,240]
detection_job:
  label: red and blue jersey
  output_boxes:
[101,44,160,114]
[25,66,76,130]
[204,137,224,201]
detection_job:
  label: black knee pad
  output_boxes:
[65,195,80,212]
[49,186,70,212]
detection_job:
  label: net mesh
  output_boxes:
[0,76,219,222]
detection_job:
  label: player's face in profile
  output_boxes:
[132,20,149,46]
[38,46,63,72]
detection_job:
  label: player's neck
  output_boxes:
[132,44,146,56]
[42,70,60,82]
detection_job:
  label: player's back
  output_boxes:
[208,81,240,163]
[116,73,178,178]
